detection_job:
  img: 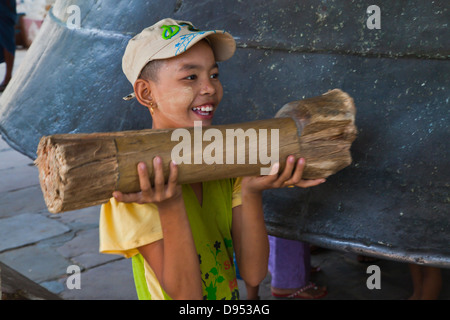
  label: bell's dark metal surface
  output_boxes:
[0,0,448,267]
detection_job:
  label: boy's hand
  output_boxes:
[112,157,182,205]
[242,155,326,193]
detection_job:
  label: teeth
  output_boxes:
[193,105,213,112]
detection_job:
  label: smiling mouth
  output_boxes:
[192,104,214,117]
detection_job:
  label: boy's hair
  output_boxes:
[139,60,164,82]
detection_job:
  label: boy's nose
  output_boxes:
[200,79,217,95]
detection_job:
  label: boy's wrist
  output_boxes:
[241,178,264,196]
[241,186,263,201]
[156,194,185,212]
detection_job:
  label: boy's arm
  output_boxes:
[113,158,202,300]
[232,194,269,287]
[137,199,202,300]
[232,156,325,287]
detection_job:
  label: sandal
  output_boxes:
[272,282,327,299]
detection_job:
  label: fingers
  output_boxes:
[295,178,326,188]
[289,157,306,183]
[153,157,165,197]
[113,157,179,204]
[268,162,280,176]
[277,156,326,188]
[138,162,152,193]
[280,156,304,187]
[166,160,179,197]
[277,155,296,183]
[113,161,153,204]
[259,156,300,188]
[113,190,140,203]
[267,155,301,188]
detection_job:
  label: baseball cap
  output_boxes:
[122,18,236,100]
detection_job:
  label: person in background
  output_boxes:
[0,0,17,92]
[269,236,327,299]
[409,264,442,300]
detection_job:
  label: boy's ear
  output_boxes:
[133,79,154,108]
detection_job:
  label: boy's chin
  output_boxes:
[189,117,214,127]
[199,119,213,127]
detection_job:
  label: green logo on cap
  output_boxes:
[161,25,180,40]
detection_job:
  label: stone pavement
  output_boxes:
[0,133,137,299]
[1,50,449,301]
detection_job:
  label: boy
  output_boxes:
[99,18,325,300]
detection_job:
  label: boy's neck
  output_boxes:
[190,182,203,207]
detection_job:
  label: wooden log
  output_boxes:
[36,89,356,213]
[0,262,62,300]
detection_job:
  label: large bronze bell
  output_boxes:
[0,0,448,267]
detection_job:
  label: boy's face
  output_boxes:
[147,40,223,129]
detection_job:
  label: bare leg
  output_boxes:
[245,284,260,300]
[409,264,442,300]
[2,48,15,86]
[421,266,442,300]
[408,264,423,300]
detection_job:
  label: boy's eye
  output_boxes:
[185,75,197,80]
[210,73,219,79]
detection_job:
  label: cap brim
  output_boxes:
[202,31,236,62]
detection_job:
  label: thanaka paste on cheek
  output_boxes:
[153,86,196,127]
